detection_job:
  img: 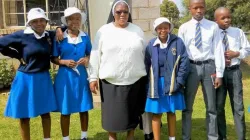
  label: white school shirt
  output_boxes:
[88,22,146,85]
[178,18,225,77]
[63,29,87,44]
[218,27,250,66]
[153,35,170,49]
[24,27,48,39]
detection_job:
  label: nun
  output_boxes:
[88,0,147,139]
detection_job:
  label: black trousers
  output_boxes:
[216,67,246,140]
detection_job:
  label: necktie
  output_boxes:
[222,30,230,66]
[222,30,229,51]
[195,22,202,49]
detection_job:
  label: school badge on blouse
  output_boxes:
[171,47,177,55]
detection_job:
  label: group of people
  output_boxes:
[0,6,92,140]
[0,0,249,140]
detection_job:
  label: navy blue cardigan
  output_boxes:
[145,34,190,98]
[0,30,55,73]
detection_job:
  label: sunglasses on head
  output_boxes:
[115,10,129,15]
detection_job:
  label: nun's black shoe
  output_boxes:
[144,132,154,140]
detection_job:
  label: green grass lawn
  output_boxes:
[0,62,250,140]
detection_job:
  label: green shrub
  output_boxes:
[49,64,58,82]
[0,59,15,88]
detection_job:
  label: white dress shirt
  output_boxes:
[178,18,225,77]
[88,22,146,85]
[218,27,250,66]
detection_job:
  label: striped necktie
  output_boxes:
[195,22,202,49]
[222,30,229,51]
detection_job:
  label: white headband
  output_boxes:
[112,0,130,16]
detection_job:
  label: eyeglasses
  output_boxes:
[115,11,129,15]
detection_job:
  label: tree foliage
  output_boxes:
[181,0,250,31]
[160,0,180,28]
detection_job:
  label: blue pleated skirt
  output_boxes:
[145,77,185,114]
[54,66,93,115]
[4,71,57,119]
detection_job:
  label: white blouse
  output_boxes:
[89,23,147,85]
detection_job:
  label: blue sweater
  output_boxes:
[0,30,55,73]
[145,34,190,98]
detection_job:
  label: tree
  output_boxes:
[226,0,250,30]
[160,0,180,29]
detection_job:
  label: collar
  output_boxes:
[219,26,231,33]
[63,29,86,44]
[190,17,205,25]
[153,34,170,49]
[24,27,48,39]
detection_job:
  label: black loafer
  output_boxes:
[144,132,154,140]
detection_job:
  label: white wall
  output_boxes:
[88,0,114,41]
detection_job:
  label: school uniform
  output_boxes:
[0,27,57,119]
[144,34,189,114]
[52,30,93,115]
[216,27,250,140]
[178,18,225,140]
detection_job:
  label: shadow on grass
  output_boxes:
[88,132,108,140]
[71,132,107,140]
[84,118,250,140]
[71,131,144,140]
[0,87,10,94]
[167,118,250,140]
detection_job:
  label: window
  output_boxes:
[2,0,74,27]
[3,0,25,26]
[48,0,67,25]
[1,0,89,35]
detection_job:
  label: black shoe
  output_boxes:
[139,115,143,130]
[81,138,87,140]
[144,132,154,140]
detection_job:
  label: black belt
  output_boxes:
[225,65,240,71]
[189,59,213,65]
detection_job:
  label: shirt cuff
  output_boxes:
[237,51,244,59]
[88,78,98,82]
[216,71,224,78]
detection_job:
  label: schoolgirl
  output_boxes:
[144,17,189,140]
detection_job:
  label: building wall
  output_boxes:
[0,0,3,29]
[132,0,160,42]
[0,0,5,59]
[88,0,115,41]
